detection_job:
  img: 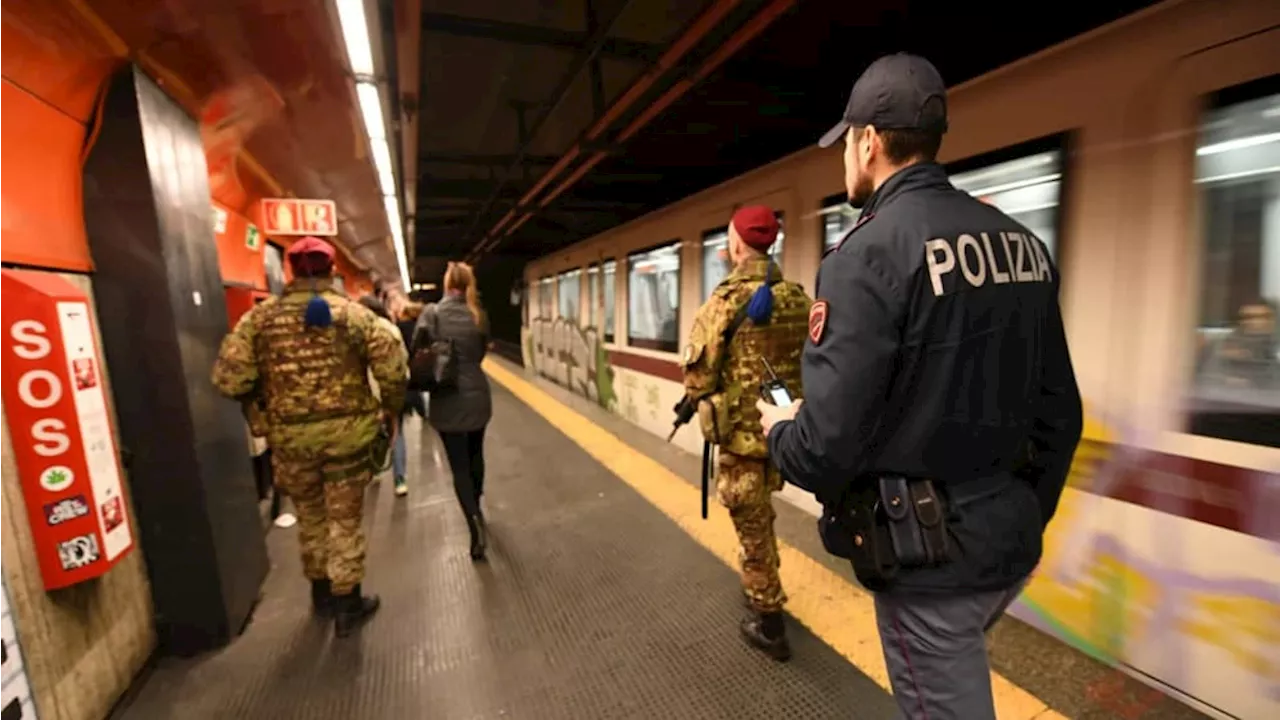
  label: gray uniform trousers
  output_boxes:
[874,578,1029,719]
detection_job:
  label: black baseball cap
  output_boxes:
[818,53,949,148]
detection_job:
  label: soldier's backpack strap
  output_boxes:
[717,275,783,370]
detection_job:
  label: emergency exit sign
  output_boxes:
[260,198,337,237]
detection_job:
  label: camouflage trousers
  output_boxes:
[716,452,786,613]
[272,452,374,596]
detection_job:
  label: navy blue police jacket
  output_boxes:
[768,162,1084,594]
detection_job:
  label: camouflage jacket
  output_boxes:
[681,256,812,457]
[211,279,409,459]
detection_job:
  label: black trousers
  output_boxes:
[438,427,487,519]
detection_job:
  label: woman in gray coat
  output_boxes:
[413,261,493,560]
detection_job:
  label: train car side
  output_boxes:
[519,1,1280,717]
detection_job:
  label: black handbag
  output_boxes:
[409,305,458,392]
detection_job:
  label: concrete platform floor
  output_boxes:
[111,357,1213,719]
[113,378,896,718]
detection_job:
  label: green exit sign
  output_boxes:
[245,224,261,251]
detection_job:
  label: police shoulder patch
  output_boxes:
[809,300,829,345]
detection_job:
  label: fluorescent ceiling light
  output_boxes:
[335,0,375,77]
[356,82,386,140]
[384,194,410,291]
[1197,132,1280,156]
[372,139,396,196]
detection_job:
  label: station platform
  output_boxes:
[112,358,1210,720]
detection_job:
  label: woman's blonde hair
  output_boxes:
[400,301,425,322]
[444,261,482,325]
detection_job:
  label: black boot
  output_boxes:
[333,584,381,638]
[311,578,335,617]
[740,611,792,662]
[467,514,487,561]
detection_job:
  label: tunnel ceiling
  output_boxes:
[414,0,1167,269]
[57,0,399,284]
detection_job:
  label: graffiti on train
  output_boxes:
[1013,409,1280,714]
[523,317,617,410]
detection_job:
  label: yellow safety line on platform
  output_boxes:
[484,360,1066,720]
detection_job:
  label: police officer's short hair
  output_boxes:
[876,127,943,165]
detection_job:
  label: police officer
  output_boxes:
[212,236,408,638]
[756,54,1083,717]
[680,206,812,661]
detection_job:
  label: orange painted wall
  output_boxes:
[0,0,120,272]
[0,2,374,294]
[214,203,267,290]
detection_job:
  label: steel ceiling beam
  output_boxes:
[417,199,644,214]
[456,0,641,248]
[419,152,563,166]
[470,0,745,260]
[417,177,652,200]
[421,12,660,63]
[504,0,798,248]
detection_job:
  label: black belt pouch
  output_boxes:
[879,476,952,568]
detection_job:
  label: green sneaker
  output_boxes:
[394,476,408,497]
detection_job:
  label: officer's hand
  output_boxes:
[756,398,802,436]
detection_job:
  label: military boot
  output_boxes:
[333,585,381,638]
[311,578,335,617]
[740,611,792,662]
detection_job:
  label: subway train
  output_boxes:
[518,1,1280,718]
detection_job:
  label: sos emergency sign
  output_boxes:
[1,270,134,590]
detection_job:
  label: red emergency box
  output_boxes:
[1,269,135,590]
[224,286,269,329]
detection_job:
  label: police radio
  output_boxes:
[759,357,794,407]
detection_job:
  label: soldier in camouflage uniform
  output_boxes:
[680,206,812,661]
[212,237,408,638]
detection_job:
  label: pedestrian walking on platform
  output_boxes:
[412,261,493,560]
[212,236,409,638]
[758,54,1083,718]
[360,293,414,497]
[679,206,813,661]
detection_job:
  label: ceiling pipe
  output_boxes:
[533,0,798,215]
[477,0,797,259]
[470,0,743,259]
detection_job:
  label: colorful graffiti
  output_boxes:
[524,317,617,411]
[1015,408,1280,718]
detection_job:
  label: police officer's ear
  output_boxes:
[857,125,880,163]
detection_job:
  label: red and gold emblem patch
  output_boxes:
[809,300,829,345]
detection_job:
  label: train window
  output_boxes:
[1187,78,1280,448]
[538,277,554,320]
[949,149,1064,261]
[627,242,681,352]
[603,260,617,343]
[585,265,600,329]
[702,228,730,301]
[821,193,858,250]
[701,214,785,301]
[558,268,581,323]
